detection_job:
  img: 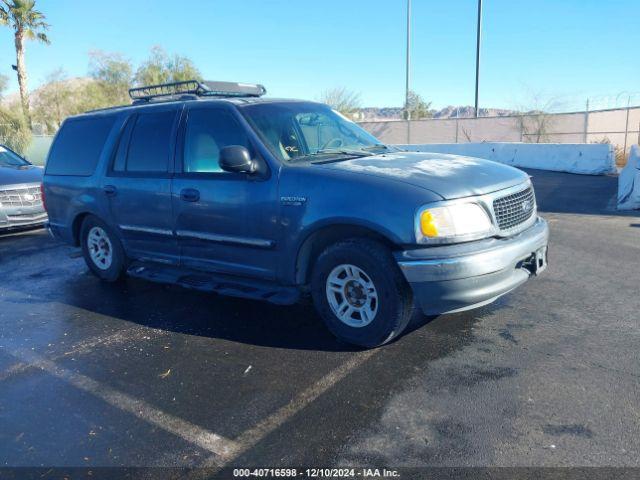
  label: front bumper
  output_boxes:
[0,209,47,232]
[396,217,549,315]
[0,183,47,233]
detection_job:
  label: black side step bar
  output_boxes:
[126,261,300,305]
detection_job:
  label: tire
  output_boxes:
[311,238,413,348]
[80,215,126,282]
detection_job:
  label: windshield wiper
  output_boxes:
[361,144,390,152]
[315,148,373,157]
[306,149,374,164]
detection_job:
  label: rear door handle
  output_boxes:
[103,185,117,197]
[180,188,200,202]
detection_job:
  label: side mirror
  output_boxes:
[219,145,256,174]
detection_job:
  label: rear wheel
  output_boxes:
[80,215,126,282]
[311,239,413,348]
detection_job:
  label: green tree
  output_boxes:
[404,90,432,120]
[134,46,201,86]
[0,73,8,99]
[88,50,133,107]
[31,69,77,133]
[319,87,362,119]
[0,103,31,154]
[0,0,50,126]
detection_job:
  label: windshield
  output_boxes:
[0,146,30,167]
[240,102,391,162]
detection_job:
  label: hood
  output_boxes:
[0,164,44,187]
[315,151,529,199]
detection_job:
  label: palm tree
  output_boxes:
[0,0,50,126]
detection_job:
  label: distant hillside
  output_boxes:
[0,76,92,107]
[357,105,518,122]
[357,107,404,121]
[2,79,519,124]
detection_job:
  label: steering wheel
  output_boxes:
[319,138,344,150]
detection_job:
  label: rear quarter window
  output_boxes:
[125,110,175,172]
[46,115,116,176]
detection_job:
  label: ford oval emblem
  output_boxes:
[23,193,36,202]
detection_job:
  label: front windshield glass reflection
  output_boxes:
[241,103,391,162]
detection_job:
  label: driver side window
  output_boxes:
[183,108,252,173]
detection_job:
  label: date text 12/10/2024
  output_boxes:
[232,468,401,478]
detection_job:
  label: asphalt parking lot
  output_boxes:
[0,169,638,476]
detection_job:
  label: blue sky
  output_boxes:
[0,0,638,109]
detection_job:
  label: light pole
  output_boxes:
[405,0,411,143]
[474,0,482,118]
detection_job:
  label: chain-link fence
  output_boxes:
[17,96,640,168]
[360,104,640,167]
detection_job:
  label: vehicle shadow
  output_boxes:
[75,283,343,352]
[2,230,442,352]
[0,228,57,263]
[0,226,45,242]
[52,269,437,352]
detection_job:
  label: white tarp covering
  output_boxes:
[618,144,640,210]
[397,142,616,175]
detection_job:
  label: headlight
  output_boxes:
[416,202,494,244]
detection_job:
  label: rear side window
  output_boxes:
[125,110,176,172]
[46,116,115,176]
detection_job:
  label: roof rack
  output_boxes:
[128,80,266,103]
[202,81,266,98]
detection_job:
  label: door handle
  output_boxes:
[180,188,200,202]
[103,185,117,197]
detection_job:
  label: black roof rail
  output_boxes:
[128,80,266,103]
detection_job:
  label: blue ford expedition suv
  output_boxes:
[44,80,549,347]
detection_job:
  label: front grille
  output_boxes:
[0,185,42,208]
[493,186,536,231]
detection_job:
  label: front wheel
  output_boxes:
[311,239,413,348]
[80,215,126,282]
